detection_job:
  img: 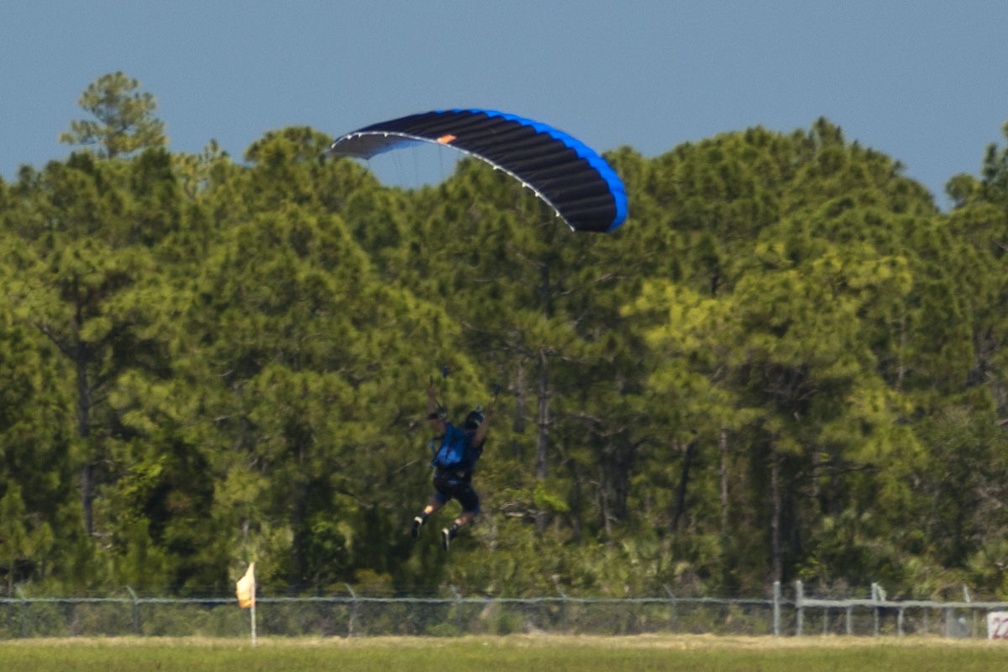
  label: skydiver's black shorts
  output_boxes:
[433,471,481,514]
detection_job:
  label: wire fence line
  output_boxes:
[1,582,1006,640]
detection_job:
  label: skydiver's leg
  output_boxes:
[423,498,444,516]
[442,486,479,548]
[413,492,447,538]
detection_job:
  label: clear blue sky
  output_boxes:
[3,1,1007,208]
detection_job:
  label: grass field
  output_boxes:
[1,635,1006,672]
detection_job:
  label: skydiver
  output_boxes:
[411,382,493,549]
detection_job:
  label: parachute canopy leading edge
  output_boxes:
[326,109,627,233]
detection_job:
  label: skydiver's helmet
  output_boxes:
[463,406,485,430]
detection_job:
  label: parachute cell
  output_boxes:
[327,109,627,233]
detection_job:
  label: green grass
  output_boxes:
[1,635,1006,672]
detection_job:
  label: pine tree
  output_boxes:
[59,72,167,159]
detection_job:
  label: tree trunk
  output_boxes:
[671,440,697,531]
[534,350,550,531]
[74,307,94,537]
[567,459,583,543]
[535,350,549,481]
[719,428,729,535]
[769,435,782,584]
[512,361,527,437]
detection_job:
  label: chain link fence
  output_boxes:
[1,583,1006,639]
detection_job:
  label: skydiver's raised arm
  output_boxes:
[427,384,446,435]
[473,401,493,447]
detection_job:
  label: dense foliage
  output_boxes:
[1,77,1007,600]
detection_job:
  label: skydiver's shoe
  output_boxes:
[441,528,451,550]
[411,516,424,539]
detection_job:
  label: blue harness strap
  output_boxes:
[432,425,468,470]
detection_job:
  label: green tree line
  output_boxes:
[0,74,1006,600]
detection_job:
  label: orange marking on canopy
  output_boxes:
[436,134,457,145]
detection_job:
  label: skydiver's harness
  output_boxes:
[430,425,479,487]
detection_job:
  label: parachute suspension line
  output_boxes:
[358,141,458,191]
[436,142,455,186]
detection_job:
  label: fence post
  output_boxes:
[965,585,976,638]
[126,586,141,635]
[772,581,780,637]
[664,585,677,632]
[345,583,358,638]
[794,580,803,637]
[871,583,884,636]
[556,586,569,633]
[450,586,463,635]
[15,585,27,638]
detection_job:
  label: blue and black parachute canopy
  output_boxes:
[327,109,627,233]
